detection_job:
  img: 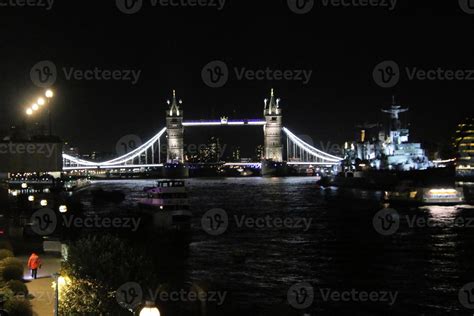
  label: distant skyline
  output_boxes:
[1,1,472,153]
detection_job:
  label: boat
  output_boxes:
[384,182,465,205]
[138,180,191,232]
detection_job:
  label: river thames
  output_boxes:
[74,178,474,315]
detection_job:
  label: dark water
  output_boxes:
[83,178,474,315]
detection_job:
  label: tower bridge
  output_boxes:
[63,90,343,176]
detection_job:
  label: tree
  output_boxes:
[61,234,156,314]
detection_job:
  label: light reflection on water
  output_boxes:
[81,178,474,315]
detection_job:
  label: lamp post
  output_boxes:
[25,89,54,136]
[52,273,60,316]
[138,301,161,316]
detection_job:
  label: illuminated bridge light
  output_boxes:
[182,120,266,126]
[62,124,342,171]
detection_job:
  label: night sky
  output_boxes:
[0,0,473,155]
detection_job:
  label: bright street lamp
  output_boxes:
[45,89,54,98]
[37,97,45,106]
[32,103,39,111]
[26,108,33,115]
[139,301,161,316]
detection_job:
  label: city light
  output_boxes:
[139,302,160,316]
[40,199,48,206]
[25,90,54,116]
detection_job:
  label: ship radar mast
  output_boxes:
[382,95,409,120]
[381,96,409,144]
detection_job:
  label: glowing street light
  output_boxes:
[52,273,69,316]
[139,301,161,316]
[25,89,56,135]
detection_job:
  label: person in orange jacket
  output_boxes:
[27,252,41,279]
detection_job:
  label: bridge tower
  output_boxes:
[263,89,283,162]
[166,90,184,164]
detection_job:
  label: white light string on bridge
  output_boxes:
[63,127,167,167]
[283,127,343,163]
[63,125,342,170]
